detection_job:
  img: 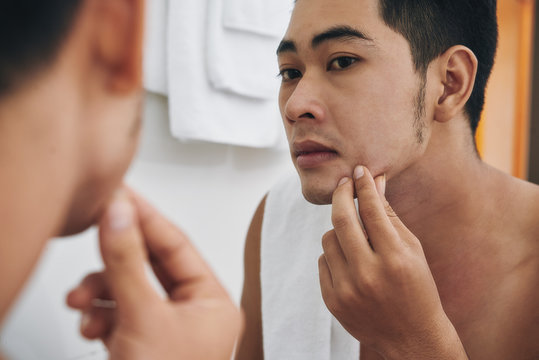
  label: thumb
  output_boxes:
[374,174,386,200]
[99,191,159,313]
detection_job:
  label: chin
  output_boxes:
[299,180,334,205]
[56,210,101,237]
[56,192,109,237]
[302,191,332,205]
[296,166,344,205]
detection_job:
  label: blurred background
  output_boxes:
[1,0,538,359]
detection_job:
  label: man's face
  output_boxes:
[59,92,142,236]
[278,0,431,204]
[46,0,146,236]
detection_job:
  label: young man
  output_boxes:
[0,1,241,359]
[237,0,539,359]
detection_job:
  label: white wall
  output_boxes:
[0,93,294,360]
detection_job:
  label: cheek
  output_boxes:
[87,109,141,192]
[334,100,420,177]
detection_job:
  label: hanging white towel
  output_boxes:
[206,0,293,99]
[222,0,292,37]
[143,0,168,95]
[261,172,360,359]
[167,0,287,148]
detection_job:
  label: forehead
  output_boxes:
[285,0,394,50]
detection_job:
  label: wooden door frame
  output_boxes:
[529,0,539,183]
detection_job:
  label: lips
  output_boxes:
[293,140,336,156]
[293,140,338,168]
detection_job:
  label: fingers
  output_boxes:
[353,166,400,253]
[66,273,109,310]
[331,178,372,264]
[99,191,160,313]
[66,272,114,341]
[321,230,349,281]
[318,254,333,291]
[129,191,225,301]
[79,307,114,340]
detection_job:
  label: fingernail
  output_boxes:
[354,166,364,179]
[81,312,92,332]
[338,177,349,186]
[106,197,134,231]
[381,174,387,195]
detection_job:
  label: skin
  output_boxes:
[0,0,241,358]
[236,0,539,359]
[66,190,241,360]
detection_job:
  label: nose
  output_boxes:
[282,76,326,125]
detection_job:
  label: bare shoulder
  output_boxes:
[245,195,266,258]
[502,177,539,357]
[508,177,539,241]
[501,177,539,277]
[235,195,266,360]
[243,195,266,283]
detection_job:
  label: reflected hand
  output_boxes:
[67,190,242,360]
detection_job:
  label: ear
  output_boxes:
[433,45,478,123]
[94,0,144,93]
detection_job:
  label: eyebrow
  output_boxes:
[276,40,297,55]
[276,25,375,56]
[312,25,374,48]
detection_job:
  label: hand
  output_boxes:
[319,166,467,359]
[67,190,242,360]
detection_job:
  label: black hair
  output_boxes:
[379,0,498,135]
[0,0,84,98]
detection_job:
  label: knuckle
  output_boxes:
[321,230,336,250]
[331,212,352,230]
[318,254,327,268]
[100,231,142,265]
[355,177,371,193]
[322,291,338,313]
[356,271,379,295]
[383,254,421,286]
[359,204,381,223]
[335,283,358,305]
[326,293,346,316]
[103,242,135,265]
[386,255,409,275]
[151,233,189,264]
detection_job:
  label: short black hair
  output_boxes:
[379,0,498,135]
[0,0,84,98]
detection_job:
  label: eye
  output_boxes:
[278,68,302,82]
[328,56,359,71]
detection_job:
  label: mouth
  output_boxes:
[293,140,338,168]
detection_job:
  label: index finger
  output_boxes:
[353,166,400,253]
[129,190,226,301]
[331,177,373,264]
[98,194,161,313]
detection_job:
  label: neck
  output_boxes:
[382,120,521,323]
[385,120,509,270]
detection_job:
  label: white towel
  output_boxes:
[143,0,168,95]
[261,172,360,359]
[222,0,292,37]
[206,0,293,99]
[167,0,287,148]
